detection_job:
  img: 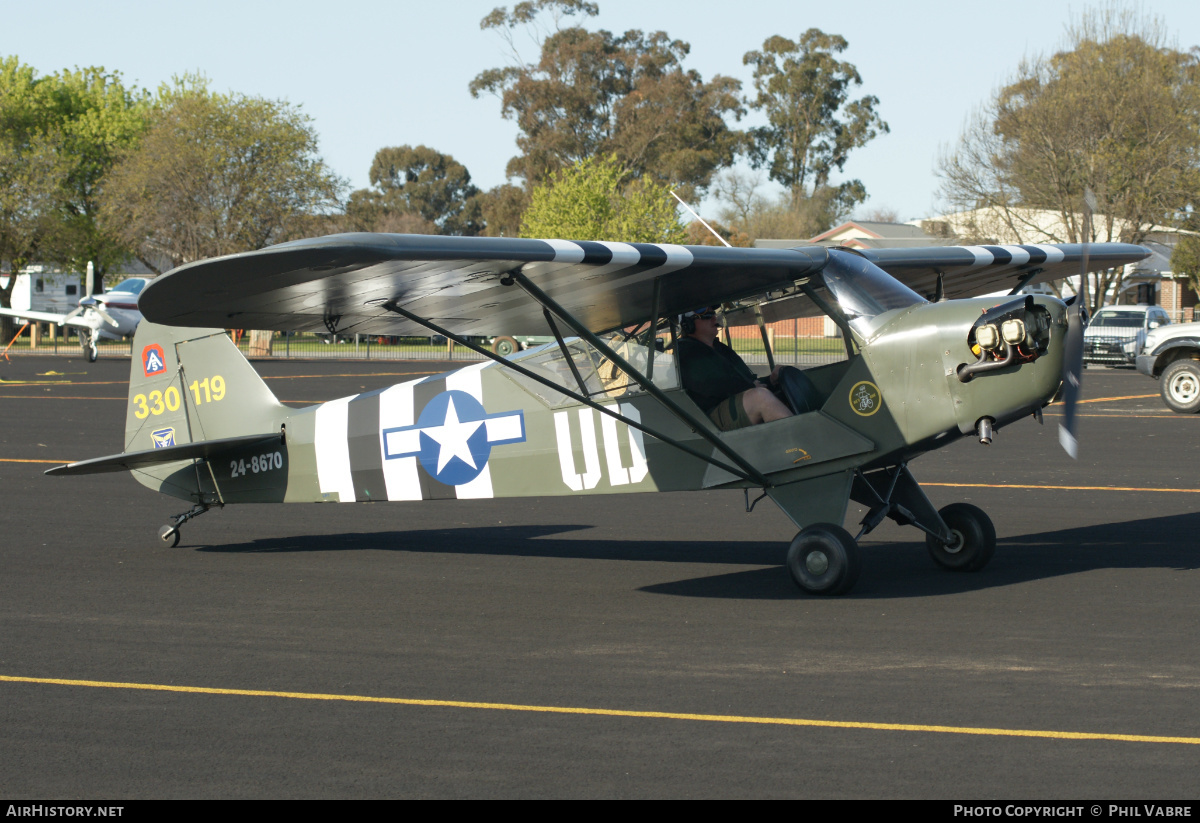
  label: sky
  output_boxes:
[6,0,1200,225]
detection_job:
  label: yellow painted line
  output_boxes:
[927,482,1200,494]
[0,395,123,400]
[0,379,127,386]
[262,370,446,380]
[1077,394,1157,404]
[1044,412,1189,419]
[0,458,71,464]
[2,674,1196,746]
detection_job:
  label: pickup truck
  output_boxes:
[1136,320,1200,413]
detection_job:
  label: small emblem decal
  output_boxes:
[142,344,166,377]
[849,381,882,417]
[382,390,525,486]
[151,427,176,449]
[786,447,811,463]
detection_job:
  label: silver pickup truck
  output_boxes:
[1136,320,1200,413]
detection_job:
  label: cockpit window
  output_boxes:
[111,278,146,295]
[820,250,927,336]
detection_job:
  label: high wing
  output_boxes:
[138,233,827,337]
[138,234,1149,335]
[865,243,1148,299]
[740,242,1151,325]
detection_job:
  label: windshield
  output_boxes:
[821,250,927,336]
[1090,311,1143,328]
[110,278,146,295]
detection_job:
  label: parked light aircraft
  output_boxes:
[43,233,1148,595]
[0,267,149,361]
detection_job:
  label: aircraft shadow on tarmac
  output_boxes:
[197,510,1200,599]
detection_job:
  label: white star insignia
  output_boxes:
[423,397,483,474]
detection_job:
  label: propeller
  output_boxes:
[62,261,116,327]
[1058,190,1096,458]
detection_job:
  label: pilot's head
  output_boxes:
[681,307,717,336]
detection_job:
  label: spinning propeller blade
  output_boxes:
[1058,190,1096,458]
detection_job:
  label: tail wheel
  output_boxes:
[927,503,995,572]
[492,336,519,357]
[158,525,180,548]
[786,523,861,596]
[1160,360,1200,414]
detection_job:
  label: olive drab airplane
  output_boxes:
[43,233,1149,595]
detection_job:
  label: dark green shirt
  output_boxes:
[677,336,758,414]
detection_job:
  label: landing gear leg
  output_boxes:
[851,465,997,573]
[78,328,98,362]
[157,502,218,548]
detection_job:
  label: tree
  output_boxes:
[938,7,1200,312]
[709,168,856,241]
[743,29,888,212]
[40,66,150,279]
[519,154,687,243]
[0,57,64,323]
[346,144,482,235]
[1172,234,1200,299]
[1,57,148,328]
[100,77,345,272]
[470,1,743,194]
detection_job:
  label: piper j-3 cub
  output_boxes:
[45,233,1148,595]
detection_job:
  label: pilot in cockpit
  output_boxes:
[676,307,794,430]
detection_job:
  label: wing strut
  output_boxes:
[380,301,765,485]
[509,271,772,488]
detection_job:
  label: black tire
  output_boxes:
[927,503,995,572]
[1160,359,1200,414]
[493,336,519,357]
[158,525,180,548]
[786,523,861,596]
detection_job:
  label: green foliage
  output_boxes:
[519,155,686,243]
[347,144,481,235]
[471,2,742,193]
[100,76,345,270]
[743,29,887,210]
[1172,235,1200,299]
[0,56,149,298]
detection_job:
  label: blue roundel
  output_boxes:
[415,390,494,486]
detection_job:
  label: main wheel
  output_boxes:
[786,523,861,595]
[492,336,519,357]
[158,525,180,548]
[927,503,995,572]
[1160,359,1200,414]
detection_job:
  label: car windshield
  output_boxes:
[110,279,145,295]
[820,249,927,336]
[1090,311,1143,328]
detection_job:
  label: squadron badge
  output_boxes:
[849,381,882,417]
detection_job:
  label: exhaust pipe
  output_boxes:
[976,417,994,445]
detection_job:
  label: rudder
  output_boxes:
[126,322,288,453]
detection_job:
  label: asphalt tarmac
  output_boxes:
[1,353,1198,799]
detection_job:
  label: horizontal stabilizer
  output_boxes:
[46,432,282,476]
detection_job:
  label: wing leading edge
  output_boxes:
[138,233,828,338]
[138,233,1150,335]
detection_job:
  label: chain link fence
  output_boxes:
[4,320,850,368]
